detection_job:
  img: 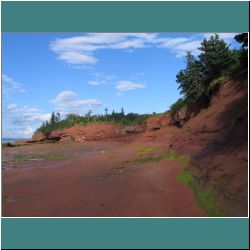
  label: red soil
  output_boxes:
[3,142,205,217]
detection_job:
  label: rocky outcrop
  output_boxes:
[31,123,148,144]
[169,106,189,128]
[146,113,170,131]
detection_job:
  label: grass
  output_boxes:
[178,170,228,217]
[134,148,190,165]
[119,154,162,167]
[137,146,154,153]
[165,149,189,165]
[107,155,162,176]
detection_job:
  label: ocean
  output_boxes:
[2,138,27,143]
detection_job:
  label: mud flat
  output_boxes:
[2,141,206,217]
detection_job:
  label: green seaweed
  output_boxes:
[165,149,189,164]
[178,170,228,217]
[137,146,154,153]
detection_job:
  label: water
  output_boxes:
[2,138,27,143]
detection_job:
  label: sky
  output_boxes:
[2,33,239,138]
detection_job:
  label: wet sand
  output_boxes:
[2,141,206,217]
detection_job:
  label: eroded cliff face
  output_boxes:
[169,80,248,216]
[133,79,247,216]
[31,123,147,143]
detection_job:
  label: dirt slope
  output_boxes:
[166,80,248,216]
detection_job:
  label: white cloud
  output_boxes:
[158,33,238,58]
[5,104,51,126]
[158,37,192,48]
[18,126,34,136]
[174,40,202,57]
[6,103,17,111]
[88,80,106,86]
[88,72,116,86]
[50,33,239,65]
[110,39,147,49]
[58,51,97,65]
[157,37,202,57]
[13,112,51,126]
[50,91,102,114]
[2,74,25,96]
[50,33,157,65]
[50,91,77,104]
[4,126,34,138]
[115,80,146,95]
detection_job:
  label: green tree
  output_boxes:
[104,107,108,116]
[170,98,186,113]
[176,52,205,106]
[50,112,56,125]
[234,33,248,48]
[85,110,92,122]
[55,112,61,122]
[229,33,248,77]
[176,34,233,111]
[121,107,125,116]
[198,34,232,85]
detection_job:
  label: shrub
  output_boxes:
[169,98,186,113]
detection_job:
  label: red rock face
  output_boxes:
[168,80,248,216]
[146,114,170,131]
[32,123,147,144]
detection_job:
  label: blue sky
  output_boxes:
[2,33,239,138]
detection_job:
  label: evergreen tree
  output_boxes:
[198,34,232,85]
[104,107,108,116]
[50,112,56,125]
[86,110,92,122]
[234,33,248,48]
[121,107,125,116]
[55,112,61,122]
[231,33,248,77]
[176,52,205,106]
[176,34,234,110]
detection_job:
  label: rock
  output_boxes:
[2,142,15,148]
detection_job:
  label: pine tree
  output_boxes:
[104,107,108,116]
[55,112,61,122]
[121,107,125,116]
[86,110,92,122]
[176,34,234,110]
[176,52,205,106]
[234,33,248,48]
[50,112,56,125]
[198,34,232,84]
